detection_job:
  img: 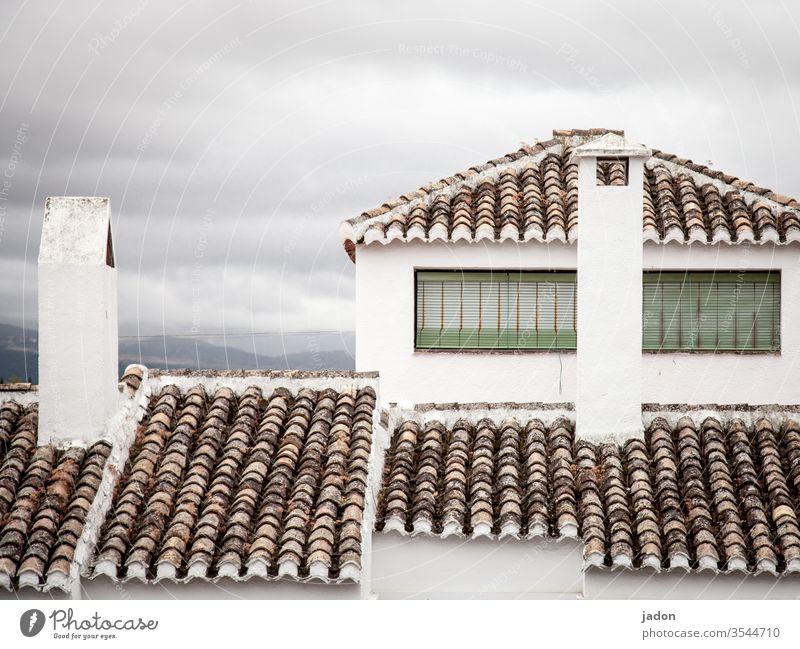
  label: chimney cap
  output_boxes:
[572,132,651,159]
[552,128,624,140]
[38,197,113,266]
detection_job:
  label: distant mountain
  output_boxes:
[119,337,355,374]
[0,323,355,383]
[0,323,35,338]
[0,323,36,382]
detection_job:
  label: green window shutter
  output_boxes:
[753,280,780,350]
[642,281,661,351]
[460,279,481,348]
[661,282,682,350]
[735,281,755,349]
[415,270,576,350]
[517,281,538,348]
[417,279,441,348]
[479,280,501,348]
[440,281,462,348]
[715,281,737,349]
[642,271,780,352]
[499,281,517,348]
[555,281,577,349]
[536,281,556,349]
[696,281,717,349]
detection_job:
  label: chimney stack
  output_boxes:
[38,197,118,445]
[572,133,651,439]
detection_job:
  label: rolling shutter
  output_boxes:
[415,270,577,350]
[642,271,780,352]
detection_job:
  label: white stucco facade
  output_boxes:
[0,577,360,601]
[38,197,119,445]
[369,533,800,600]
[355,239,800,406]
[584,568,800,600]
[371,533,583,599]
[355,240,578,404]
[79,578,360,600]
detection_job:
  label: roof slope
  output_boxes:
[377,412,800,576]
[91,380,377,585]
[0,401,111,591]
[341,128,800,260]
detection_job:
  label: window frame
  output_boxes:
[642,270,781,354]
[413,268,578,352]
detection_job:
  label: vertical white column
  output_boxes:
[38,197,118,445]
[574,136,650,439]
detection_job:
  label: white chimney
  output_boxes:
[38,197,118,445]
[573,133,651,439]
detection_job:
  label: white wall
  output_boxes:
[38,196,119,445]
[642,242,800,404]
[0,588,70,601]
[371,532,583,599]
[576,156,644,438]
[38,264,119,445]
[355,240,577,404]
[355,239,800,406]
[6,556,799,600]
[584,568,800,599]
[80,577,360,600]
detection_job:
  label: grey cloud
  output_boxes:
[0,0,798,343]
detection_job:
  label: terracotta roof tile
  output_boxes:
[377,413,800,575]
[92,382,376,584]
[0,401,112,591]
[342,129,800,259]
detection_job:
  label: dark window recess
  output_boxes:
[596,156,629,186]
[415,270,577,351]
[105,224,115,268]
[642,271,780,352]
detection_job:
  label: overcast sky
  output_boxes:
[0,0,798,345]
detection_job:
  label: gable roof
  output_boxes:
[377,408,800,576]
[90,374,377,586]
[340,128,800,261]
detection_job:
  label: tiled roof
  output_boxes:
[0,401,111,591]
[376,413,800,576]
[340,128,800,260]
[91,381,377,584]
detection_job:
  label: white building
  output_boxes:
[343,128,798,408]
[2,129,800,600]
[347,128,800,598]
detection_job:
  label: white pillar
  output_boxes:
[38,197,118,445]
[573,135,651,439]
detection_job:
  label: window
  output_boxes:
[415,270,577,350]
[643,271,780,352]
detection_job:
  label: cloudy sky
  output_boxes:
[0,0,797,351]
